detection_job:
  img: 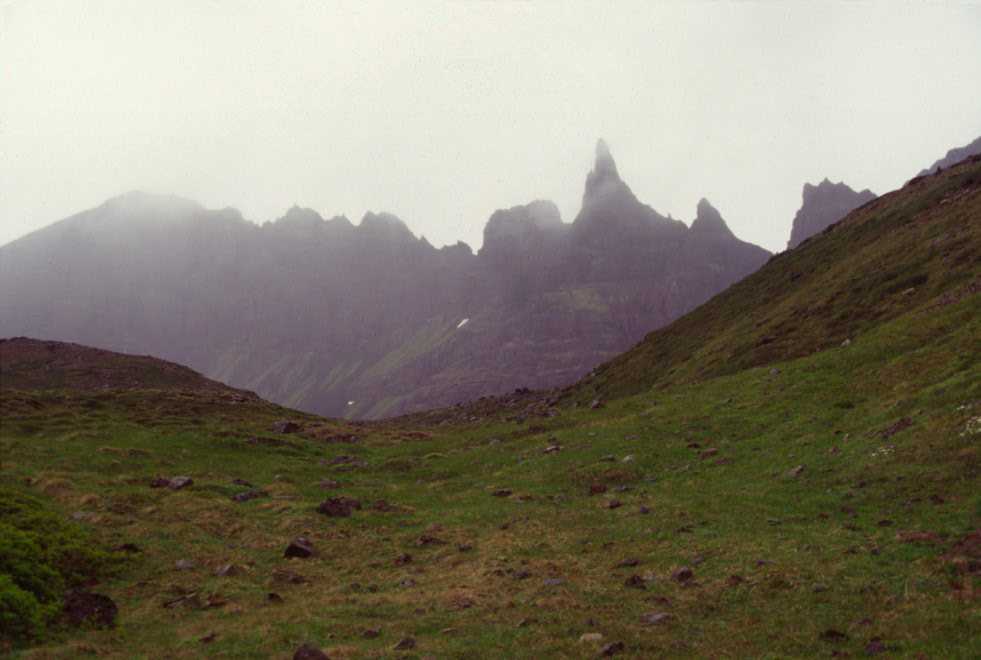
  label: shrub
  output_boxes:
[0,574,43,641]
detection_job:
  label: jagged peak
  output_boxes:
[358,211,416,241]
[690,198,734,237]
[583,139,623,204]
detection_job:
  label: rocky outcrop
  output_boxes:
[787,179,876,249]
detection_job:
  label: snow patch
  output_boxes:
[456,318,469,329]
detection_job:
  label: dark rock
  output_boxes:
[671,566,693,583]
[615,558,640,568]
[820,629,849,643]
[416,534,445,547]
[200,632,217,644]
[699,448,718,459]
[589,483,607,496]
[272,568,307,584]
[111,542,140,553]
[395,553,413,566]
[63,590,117,628]
[363,627,381,639]
[393,637,416,650]
[880,417,912,439]
[292,642,328,659]
[168,476,193,490]
[318,479,341,489]
[284,537,315,558]
[491,489,512,497]
[214,563,239,577]
[232,488,266,503]
[727,574,744,587]
[231,478,254,487]
[317,497,362,517]
[640,611,671,625]
[624,574,646,589]
[271,420,301,434]
[787,178,876,249]
[865,638,887,655]
[267,592,284,604]
[605,499,622,510]
[513,569,532,580]
[599,641,625,656]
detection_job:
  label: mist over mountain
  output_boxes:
[0,142,769,418]
[786,179,877,249]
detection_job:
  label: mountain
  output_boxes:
[2,156,978,658]
[786,178,876,249]
[0,141,769,418]
[918,134,981,176]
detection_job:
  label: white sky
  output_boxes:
[2,1,980,252]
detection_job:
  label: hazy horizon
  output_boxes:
[2,1,980,252]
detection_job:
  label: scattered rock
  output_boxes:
[395,553,413,566]
[877,519,894,527]
[416,534,445,547]
[272,568,307,584]
[267,592,284,604]
[699,448,719,459]
[590,399,604,410]
[200,632,217,644]
[638,505,651,515]
[787,465,805,478]
[671,566,694,583]
[292,642,328,659]
[543,578,565,587]
[624,574,646,589]
[600,641,625,656]
[63,591,117,628]
[232,488,266,503]
[231,478,254,487]
[589,483,608,496]
[457,543,474,552]
[284,537,315,558]
[543,444,562,454]
[318,479,341,489]
[111,542,140,553]
[865,638,887,655]
[896,530,941,544]
[214,563,239,577]
[175,559,196,571]
[363,627,381,639]
[491,489,512,497]
[880,417,912,439]
[317,497,362,517]
[605,499,622,510]
[640,612,671,625]
[271,420,301,434]
[615,558,640,568]
[579,632,604,643]
[813,583,828,593]
[820,629,849,643]
[393,637,416,650]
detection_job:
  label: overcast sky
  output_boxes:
[2,1,979,252]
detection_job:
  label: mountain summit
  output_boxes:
[786,178,876,249]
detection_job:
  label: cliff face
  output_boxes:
[0,142,770,418]
[918,135,981,177]
[787,179,876,249]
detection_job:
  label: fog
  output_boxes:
[2,1,979,252]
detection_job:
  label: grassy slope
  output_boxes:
[575,157,981,404]
[1,162,979,658]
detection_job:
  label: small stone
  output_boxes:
[787,465,805,478]
[820,629,849,643]
[544,578,564,587]
[589,483,607,496]
[271,420,301,434]
[362,627,381,639]
[267,592,284,604]
[214,563,238,577]
[284,537,315,558]
[865,638,887,655]
[699,448,719,459]
[491,489,512,497]
[579,632,604,643]
[624,575,646,589]
[200,632,217,644]
[605,499,622,510]
[671,566,693,583]
[175,559,196,571]
[638,505,651,514]
[168,476,193,490]
[600,641,625,656]
[590,399,604,410]
[640,611,671,625]
[813,583,828,593]
[395,553,413,566]
[727,574,744,587]
[317,497,361,517]
[292,642,327,659]
[272,569,307,584]
[543,444,562,454]
[615,558,640,568]
[231,488,266,503]
[621,455,634,463]
[393,637,416,650]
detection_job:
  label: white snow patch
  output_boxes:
[456,318,469,329]
[347,400,355,406]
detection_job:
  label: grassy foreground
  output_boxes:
[1,288,979,657]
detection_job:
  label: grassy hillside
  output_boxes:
[1,161,979,657]
[574,156,981,403]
